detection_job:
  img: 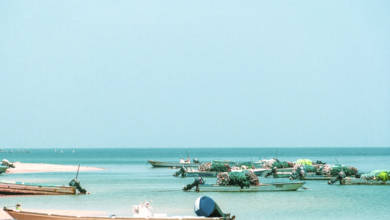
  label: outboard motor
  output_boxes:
[69,178,87,194]
[183,177,204,192]
[328,171,346,185]
[173,167,187,177]
[2,159,15,168]
[194,196,234,219]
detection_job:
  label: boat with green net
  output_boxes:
[184,182,305,192]
[174,167,270,178]
[329,170,390,185]
[183,169,305,192]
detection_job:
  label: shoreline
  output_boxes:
[5,162,103,174]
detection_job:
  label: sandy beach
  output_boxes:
[5,162,103,174]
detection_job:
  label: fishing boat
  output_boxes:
[269,172,332,180]
[177,168,270,178]
[3,209,232,220]
[148,160,200,168]
[4,196,235,220]
[330,177,390,185]
[301,175,332,180]
[184,182,305,192]
[0,181,77,195]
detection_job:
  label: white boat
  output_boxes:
[148,160,200,168]
[4,196,234,220]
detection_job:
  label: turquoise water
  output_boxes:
[1,148,390,220]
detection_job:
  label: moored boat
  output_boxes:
[329,177,390,185]
[3,208,231,220]
[0,176,86,195]
[301,175,332,180]
[268,172,332,180]
[0,181,77,195]
[185,182,305,192]
[342,177,390,185]
[176,168,270,178]
[4,208,233,220]
[148,160,200,168]
[4,196,235,220]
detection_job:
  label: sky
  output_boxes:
[0,0,389,148]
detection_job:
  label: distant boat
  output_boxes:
[147,160,200,168]
[185,182,305,192]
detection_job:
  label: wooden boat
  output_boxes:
[185,182,305,192]
[0,165,7,174]
[3,208,233,220]
[0,181,76,195]
[148,160,200,168]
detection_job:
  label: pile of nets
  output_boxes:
[210,162,231,172]
[261,158,294,169]
[291,164,320,179]
[321,164,358,177]
[236,161,262,169]
[199,161,231,172]
[198,162,212,171]
[199,161,263,172]
[217,171,259,188]
[295,159,312,166]
[361,170,390,182]
[299,165,318,173]
[273,160,293,168]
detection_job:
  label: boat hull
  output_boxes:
[4,208,230,220]
[341,178,390,185]
[0,182,76,195]
[303,176,332,180]
[184,168,270,178]
[148,160,199,168]
[190,182,304,192]
[270,172,332,180]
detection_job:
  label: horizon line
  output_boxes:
[1,146,390,149]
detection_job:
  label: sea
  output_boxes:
[1,147,390,220]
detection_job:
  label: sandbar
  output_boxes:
[5,162,103,174]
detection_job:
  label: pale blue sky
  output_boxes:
[1,0,389,148]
